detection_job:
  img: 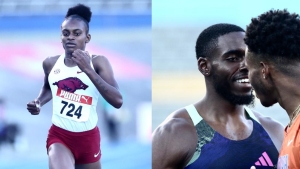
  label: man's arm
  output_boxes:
[27,57,55,115]
[152,117,197,169]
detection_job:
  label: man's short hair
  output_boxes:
[196,23,245,60]
[245,9,300,73]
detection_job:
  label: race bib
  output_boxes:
[54,88,93,122]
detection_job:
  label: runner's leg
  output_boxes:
[48,143,75,169]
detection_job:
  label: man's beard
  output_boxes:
[212,73,255,106]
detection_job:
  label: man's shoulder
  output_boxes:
[152,108,198,154]
[251,110,284,129]
[152,107,198,150]
[250,109,284,151]
[155,108,195,134]
[152,108,198,168]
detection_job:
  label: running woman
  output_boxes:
[27,4,122,169]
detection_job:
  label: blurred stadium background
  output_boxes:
[0,0,151,169]
[152,0,300,131]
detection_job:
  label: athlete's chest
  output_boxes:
[205,120,253,140]
[188,120,278,169]
[49,67,98,122]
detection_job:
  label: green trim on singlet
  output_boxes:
[184,105,260,167]
[185,104,206,166]
[244,106,261,124]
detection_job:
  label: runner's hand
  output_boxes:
[27,100,41,115]
[72,49,91,73]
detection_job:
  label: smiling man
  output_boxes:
[152,23,283,169]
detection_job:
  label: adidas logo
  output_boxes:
[254,152,274,167]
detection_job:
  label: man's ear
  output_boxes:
[198,57,211,76]
[260,61,269,79]
[86,34,91,43]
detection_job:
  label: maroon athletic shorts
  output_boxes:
[46,124,101,164]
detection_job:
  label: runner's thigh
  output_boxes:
[48,143,75,169]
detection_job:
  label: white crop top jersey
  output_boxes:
[48,54,100,132]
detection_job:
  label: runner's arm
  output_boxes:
[27,57,53,115]
[36,58,53,106]
[88,55,122,108]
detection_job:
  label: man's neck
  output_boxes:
[195,95,252,141]
[196,94,246,123]
[275,75,300,119]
